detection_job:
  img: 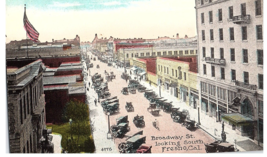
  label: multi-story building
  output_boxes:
[195,0,263,144]
[7,59,49,153]
[157,57,198,105]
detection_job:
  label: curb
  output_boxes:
[198,125,218,140]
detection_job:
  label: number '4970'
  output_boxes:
[101,148,112,151]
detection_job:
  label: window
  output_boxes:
[175,70,177,77]
[172,69,174,76]
[242,26,247,40]
[190,50,194,54]
[209,11,213,23]
[230,48,235,61]
[244,71,249,84]
[131,53,133,57]
[152,52,156,56]
[163,51,166,55]
[211,66,215,77]
[243,49,248,63]
[210,47,214,58]
[221,68,225,80]
[185,50,189,54]
[157,52,161,56]
[161,65,162,72]
[255,0,262,16]
[196,50,198,54]
[179,50,183,55]
[210,29,214,40]
[202,30,205,41]
[202,47,206,57]
[164,66,166,73]
[218,9,222,21]
[231,69,236,81]
[201,13,205,24]
[258,74,263,89]
[20,99,23,124]
[257,50,263,65]
[184,72,186,80]
[229,6,233,19]
[241,3,246,16]
[209,0,212,3]
[146,52,150,56]
[203,64,207,75]
[220,48,224,59]
[174,51,178,55]
[135,53,139,57]
[219,28,223,40]
[201,0,204,5]
[230,27,234,40]
[141,53,144,57]
[126,54,129,58]
[168,51,172,55]
[167,67,169,74]
[158,65,160,71]
[256,25,263,40]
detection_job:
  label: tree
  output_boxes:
[64,99,89,122]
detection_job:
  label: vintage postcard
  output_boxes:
[5,0,264,154]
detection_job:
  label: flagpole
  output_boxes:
[25,4,28,58]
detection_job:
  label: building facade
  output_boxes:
[195,0,263,144]
[157,57,198,105]
[7,59,48,153]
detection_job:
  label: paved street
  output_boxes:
[85,51,215,153]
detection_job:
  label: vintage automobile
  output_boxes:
[104,102,120,115]
[147,108,160,116]
[93,78,104,84]
[136,144,152,153]
[129,79,139,84]
[182,119,198,130]
[121,72,130,80]
[133,115,145,128]
[89,63,93,68]
[171,108,189,123]
[118,131,146,153]
[116,115,129,125]
[108,62,112,66]
[137,85,146,92]
[148,96,163,103]
[102,99,119,109]
[121,87,129,95]
[204,140,236,153]
[162,102,173,112]
[95,84,108,92]
[93,57,96,61]
[97,90,111,99]
[111,122,130,138]
[101,97,118,107]
[92,73,101,80]
[125,102,134,112]
[144,90,155,99]
[128,87,136,94]
[155,99,168,108]
[110,72,116,79]
[97,65,100,68]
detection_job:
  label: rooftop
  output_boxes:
[43,75,77,85]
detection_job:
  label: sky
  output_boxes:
[5,0,197,43]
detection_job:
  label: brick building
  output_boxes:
[7,59,49,153]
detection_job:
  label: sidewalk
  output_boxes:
[117,68,261,152]
[84,55,118,153]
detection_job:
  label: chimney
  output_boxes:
[176,33,179,39]
[185,35,188,38]
[95,34,97,37]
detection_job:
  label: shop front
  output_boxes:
[180,84,188,103]
[201,98,208,114]
[170,81,178,98]
[164,78,170,92]
[189,88,198,109]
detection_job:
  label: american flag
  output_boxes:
[23,5,39,42]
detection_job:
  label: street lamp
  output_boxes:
[107,112,112,139]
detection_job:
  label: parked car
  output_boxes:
[162,102,173,112]
[121,87,129,95]
[204,140,236,153]
[171,108,189,123]
[136,144,152,153]
[118,131,146,153]
[133,115,145,128]
[104,102,119,115]
[125,102,134,112]
[111,123,130,138]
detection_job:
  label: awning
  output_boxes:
[221,113,255,126]
[139,72,146,76]
[131,67,138,71]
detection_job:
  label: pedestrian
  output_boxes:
[149,80,151,86]
[130,71,132,75]
[126,78,128,83]
[94,98,97,106]
[88,82,90,87]
[139,77,141,82]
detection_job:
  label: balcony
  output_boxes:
[231,15,250,24]
[204,57,226,66]
[235,80,257,90]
